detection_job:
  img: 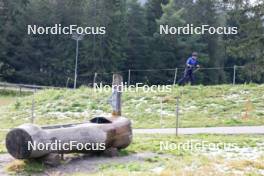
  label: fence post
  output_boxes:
[160,98,163,128]
[173,68,178,85]
[233,65,237,85]
[66,77,70,88]
[176,97,179,136]
[111,74,123,116]
[31,93,35,123]
[128,69,131,86]
[93,72,98,87]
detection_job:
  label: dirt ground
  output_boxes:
[0,152,157,176]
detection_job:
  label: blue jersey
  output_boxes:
[186,57,198,67]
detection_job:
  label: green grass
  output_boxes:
[0,89,30,106]
[125,134,264,155]
[0,89,31,97]
[5,134,264,175]
[0,131,7,154]
[71,134,264,176]
[0,84,263,153]
[0,84,263,131]
[0,85,263,175]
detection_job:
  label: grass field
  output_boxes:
[4,134,264,175]
[0,84,263,130]
[0,90,30,153]
[87,134,264,176]
[0,85,264,175]
[0,89,30,110]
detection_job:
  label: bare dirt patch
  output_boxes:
[0,152,157,176]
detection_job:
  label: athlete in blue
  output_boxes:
[178,52,200,85]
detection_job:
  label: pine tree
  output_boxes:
[226,0,264,83]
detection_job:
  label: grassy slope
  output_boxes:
[0,87,264,175]
[0,84,263,130]
[0,90,30,153]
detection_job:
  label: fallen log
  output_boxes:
[6,116,132,159]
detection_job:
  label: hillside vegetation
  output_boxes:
[0,84,263,130]
[0,85,264,175]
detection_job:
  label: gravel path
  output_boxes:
[0,154,13,176]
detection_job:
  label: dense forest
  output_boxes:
[0,0,263,86]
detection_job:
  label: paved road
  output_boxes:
[133,126,264,135]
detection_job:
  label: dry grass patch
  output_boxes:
[5,159,44,174]
[229,159,264,170]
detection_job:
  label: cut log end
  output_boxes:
[6,129,33,159]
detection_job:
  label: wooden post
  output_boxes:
[31,94,35,123]
[160,98,163,128]
[233,65,236,85]
[173,68,178,85]
[19,86,22,95]
[112,74,123,117]
[128,69,131,86]
[93,72,98,87]
[176,97,179,136]
[66,77,70,88]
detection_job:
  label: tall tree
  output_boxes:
[226,0,264,83]
[193,0,227,84]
